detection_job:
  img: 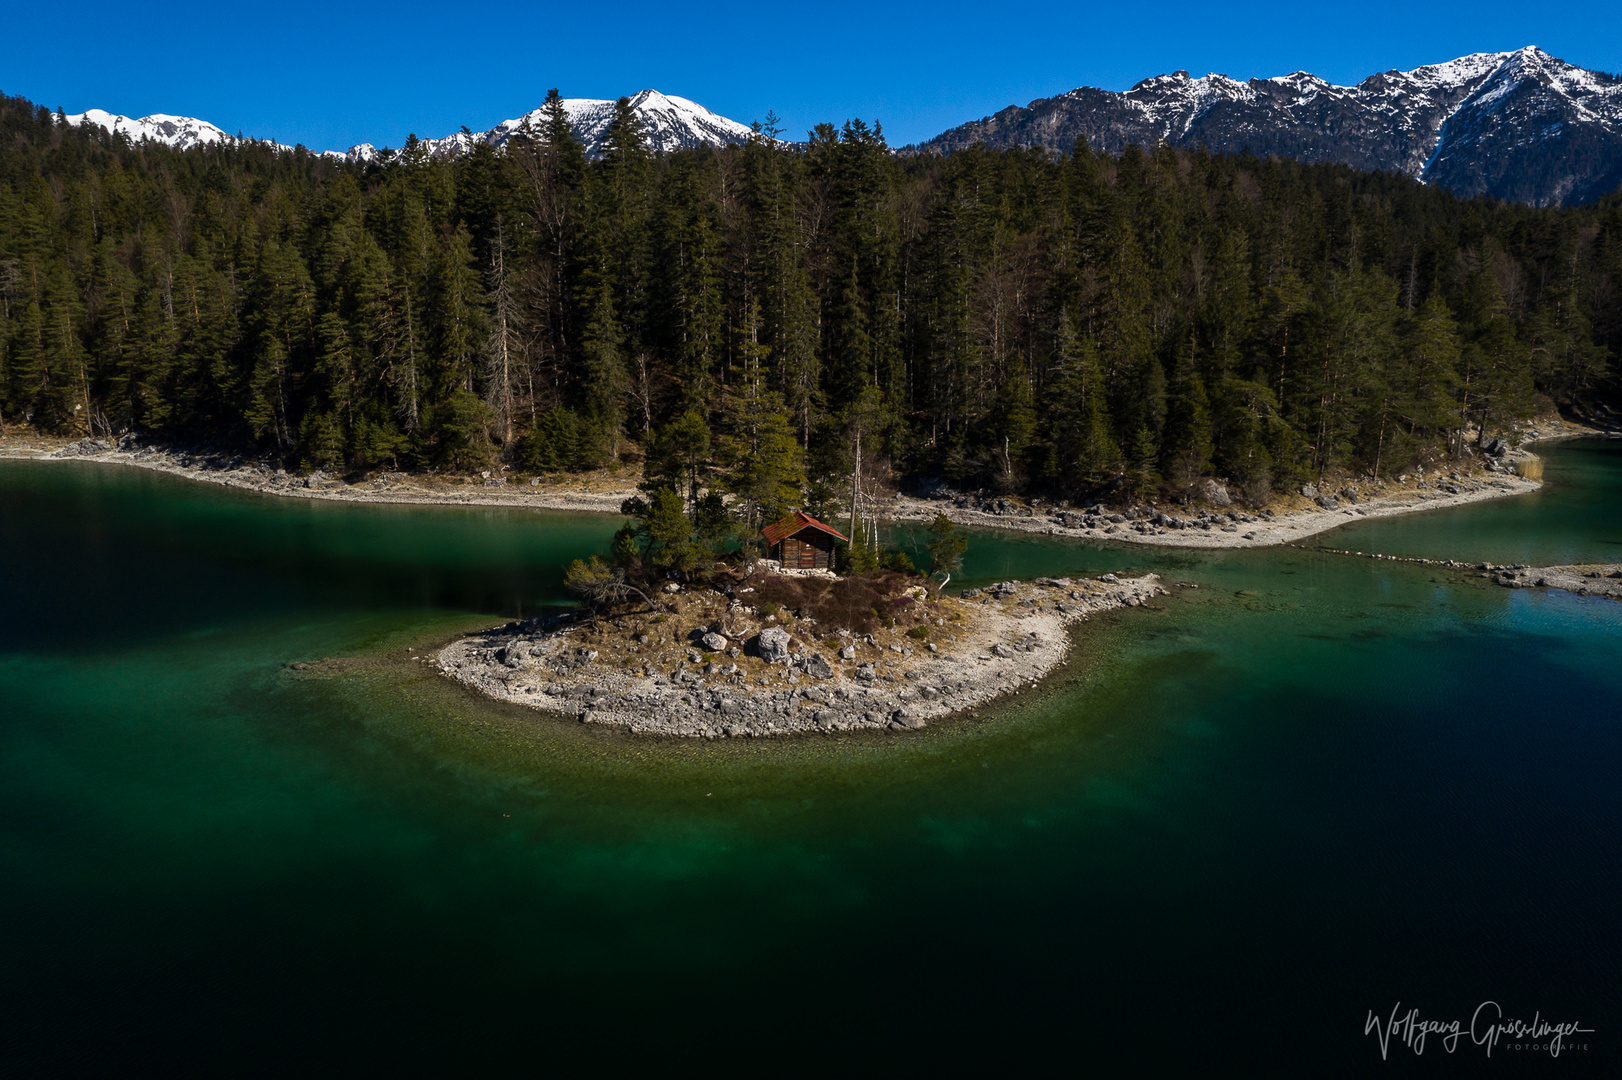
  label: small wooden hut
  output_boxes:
[761,511,849,571]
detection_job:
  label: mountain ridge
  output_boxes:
[914,46,1622,206]
[66,89,760,164]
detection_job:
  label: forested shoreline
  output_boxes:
[2,90,1618,518]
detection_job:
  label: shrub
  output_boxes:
[906,625,929,641]
[749,568,923,635]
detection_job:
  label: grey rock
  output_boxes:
[991,644,1014,658]
[800,653,834,679]
[839,645,857,661]
[1314,495,1340,510]
[1301,483,1318,498]
[700,631,728,652]
[754,626,791,663]
[1198,478,1232,506]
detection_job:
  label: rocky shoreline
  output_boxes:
[5,417,1612,550]
[435,573,1170,738]
[0,433,630,514]
[886,472,1543,548]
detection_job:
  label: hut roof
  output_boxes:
[761,511,850,547]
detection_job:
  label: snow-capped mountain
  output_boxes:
[346,89,759,164]
[915,47,1622,206]
[65,108,333,156]
[65,109,235,152]
[64,89,758,165]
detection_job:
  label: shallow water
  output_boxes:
[2,448,1618,1073]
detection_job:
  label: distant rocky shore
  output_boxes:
[0,433,629,513]
[4,416,1611,550]
[435,572,1170,738]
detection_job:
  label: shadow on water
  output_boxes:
[1,449,1619,1072]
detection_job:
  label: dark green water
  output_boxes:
[3,446,1620,1074]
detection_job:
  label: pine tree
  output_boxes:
[1161,343,1214,487]
[578,281,628,462]
[990,356,1036,488]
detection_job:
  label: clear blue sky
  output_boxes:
[6,0,1620,152]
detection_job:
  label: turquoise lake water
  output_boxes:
[2,443,1619,1074]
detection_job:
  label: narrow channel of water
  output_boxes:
[1,445,1617,1072]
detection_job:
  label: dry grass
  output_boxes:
[748,569,927,635]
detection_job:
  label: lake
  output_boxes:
[2,441,1618,1073]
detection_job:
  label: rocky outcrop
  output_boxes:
[1489,563,1622,600]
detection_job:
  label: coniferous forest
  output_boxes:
[3,89,1620,520]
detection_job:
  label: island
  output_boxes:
[436,565,1168,737]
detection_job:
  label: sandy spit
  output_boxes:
[435,574,1170,738]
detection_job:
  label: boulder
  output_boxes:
[1198,478,1232,506]
[754,626,791,663]
[1301,483,1318,498]
[839,645,857,661]
[1314,494,1340,510]
[700,631,728,652]
[991,644,1014,658]
[800,653,834,679]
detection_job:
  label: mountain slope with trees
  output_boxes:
[2,89,1619,541]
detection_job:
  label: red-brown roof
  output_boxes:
[762,510,850,547]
